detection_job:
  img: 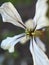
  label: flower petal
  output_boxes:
[29,38,49,65]
[0,2,25,29]
[25,19,36,30]
[33,0,48,24]
[1,33,25,53]
[35,16,49,29]
[8,46,14,53]
[35,37,46,52]
[20,36,29,44]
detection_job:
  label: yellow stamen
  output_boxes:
[25,29,44,37]
[34,30,44,36]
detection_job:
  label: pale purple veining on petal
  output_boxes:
[1,33,25,53]
[33,0,49,30]
[29,38,49,65]
[0,0,49,64]
[0,2,25,29]
[35,37,46,52]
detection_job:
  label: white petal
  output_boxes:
[8,46,14,53]
[20,36,29,44]
[25,19,36,30]
[35,37,46,52]
[33,0,49,25]
[29,38,49,65]
[36,16,49,29]
[0,2,25,29]
[29,39,36,65]
[1,33,25,53]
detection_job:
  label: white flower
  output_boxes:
[0,0,49,65]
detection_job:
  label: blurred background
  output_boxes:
[0,0,49,65]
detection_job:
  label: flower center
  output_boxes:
[25,29,44,38]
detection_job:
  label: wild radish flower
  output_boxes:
[0,0,49,65]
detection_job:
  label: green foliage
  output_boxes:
[4,50,20,59]
[1,31,15,39]
[10,50,20,58]
[0,0,33,5]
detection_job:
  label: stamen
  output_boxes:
[25,28,44,37]
[34,30,44,37]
